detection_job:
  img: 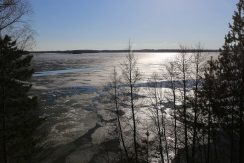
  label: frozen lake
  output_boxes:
[31,52,216,162]
[32,52,179,88]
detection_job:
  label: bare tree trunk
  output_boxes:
[146,130,150,163]
[129,72,138,162]
[107,151,110,163]
[240,84,244,163]
[1,49,7,163]
[121,43,141,162]
[173,94,177,157]
[183,64,189,163]
[177,47,189,163]
[161,113,169,163]
[1,86,7,163]
[207,100,211,163]
[231,106,234,163]
[239,71,244,163]
[147,73,165,163]
[212,116,218,163]
[202,133,207,163]
[171,70,177,158]
[198,135,203,163]
[192,68,199,163]
[112,68,129,161]
[213,135,218,163]
[152,74,164,163]
[192,102,197,163]
[157,107,164,163]
[164,61,178,159]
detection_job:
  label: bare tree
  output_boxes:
[0,0,31,32]
[0,0,34,50]
[121,43,142,162]
[147,73,165,163]
[111,67,129,161]
[175,46,192,163]
[161,109,170,163]
[164,61,178,158]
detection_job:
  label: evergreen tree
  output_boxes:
[200,0,244,162]
[0,35,39,163]
[198,57,217,163]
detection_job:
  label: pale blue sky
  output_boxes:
[31,0,238,51]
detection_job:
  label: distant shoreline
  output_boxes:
[31,49,220,54]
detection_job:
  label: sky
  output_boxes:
[30,0,238,51]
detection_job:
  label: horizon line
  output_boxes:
[31,48,220,53]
